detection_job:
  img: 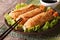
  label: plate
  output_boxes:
[4,12,60,35]
[4,0,60,35]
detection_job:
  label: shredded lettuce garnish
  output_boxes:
[42,18,58,31]
[47,7,51,10]
[24,25,41,32]
[50,18,58,28]
[42,21,50,31]
[15,3,27,10]
[14,24,23,30]
[4,13,15,25]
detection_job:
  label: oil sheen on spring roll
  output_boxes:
[16,6,46,25]
[23,12,54,31]
[9,4,36,20]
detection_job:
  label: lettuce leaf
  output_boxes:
[15,3,27,10]
[50,19,58,28]
[42,21,50,31]
[47,7,51,10]
[14,24,23,30]
[4,13,15,25]
[24,25,41,32]
[42,18,58,31]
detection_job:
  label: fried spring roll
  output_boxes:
[16,6,46,25]
[23,12,53,31]
[9,4,36,20]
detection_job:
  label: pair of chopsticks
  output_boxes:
[0,18,22,40]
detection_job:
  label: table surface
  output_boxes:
[0,0,26,40]
[0,0,26,26]
[0,0,60,40]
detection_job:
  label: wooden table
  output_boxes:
[0,0,26,26]
[0,0,26,40]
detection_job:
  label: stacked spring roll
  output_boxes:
[9,4,37,20]
[23,8,59,32]
[16,8,46,25]
[4,3,59,32]
[23,11,53,32]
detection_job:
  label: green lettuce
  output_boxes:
[42,18,58,31]
[14,24,23,30]
[47,7,51,10]
[50,18,58,28]
[4,13,15,25]
[42,21,50,31]
[15,3,27,10]
[24,25,41,32]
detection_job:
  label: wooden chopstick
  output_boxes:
[0,18,22,40]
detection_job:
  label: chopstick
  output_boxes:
[0,18,22,40]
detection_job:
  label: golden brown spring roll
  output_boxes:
[16,6,46,25]
[9,4,36,20]
[23,12,53,31]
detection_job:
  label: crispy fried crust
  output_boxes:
[23,12,53,30]
[9,4,36,20]
[16,6,46,25]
